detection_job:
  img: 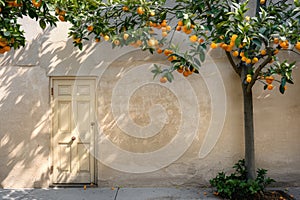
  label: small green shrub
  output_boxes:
[210,159,275,200]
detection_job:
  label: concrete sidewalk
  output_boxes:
[0,187,299,200]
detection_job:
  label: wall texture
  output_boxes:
[0,14,299,188]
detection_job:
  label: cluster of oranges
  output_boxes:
[177,65,196,77]
[0,38,12,54]
[175,20,195,34]
[264,76,275,90]
[55,7,66,22]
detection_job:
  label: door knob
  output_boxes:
[71,136,76,141]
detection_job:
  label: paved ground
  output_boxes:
[0,187,299,200]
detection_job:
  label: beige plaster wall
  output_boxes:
[0,14,299,188]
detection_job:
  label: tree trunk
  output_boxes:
[242,70,256,180]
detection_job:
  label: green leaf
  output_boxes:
[39,19,46,30]
[279,84,285,94]
[4,31,10,37]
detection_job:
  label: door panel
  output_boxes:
[52,79,95,184]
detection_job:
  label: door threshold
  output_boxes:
[50,183,97,188]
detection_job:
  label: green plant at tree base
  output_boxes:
[210,159,275,200]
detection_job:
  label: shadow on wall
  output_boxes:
[0,24,174,188]
[0,25,100,188]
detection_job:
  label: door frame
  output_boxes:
[49,76,98,186]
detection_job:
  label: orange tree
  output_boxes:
[0,0,56,53]
[4,0,300,180]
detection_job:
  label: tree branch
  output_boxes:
[225,51,241,76]
[246,47,273,93]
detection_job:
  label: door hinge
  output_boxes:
[51,88,53,96]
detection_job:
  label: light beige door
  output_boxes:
[52,78,95,184]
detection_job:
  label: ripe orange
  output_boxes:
[273,38,279,44]
[137,7,144,15]
[149,11,155,16]
[240,51,244,57]
[246,58,252,64]
[261,49,267,56]
[95,38,100,43]
[177,68,183,73]
[58,15,65,22]
[73,38,81,43]
[3,46,11,52]
[260,0,265,4]
[177,21,183,26]
[273,49,279,55]
[114,39,120,46]
[32,0,42,8]
[183,70,190,77]
[87,25,94,32]
[162,31,168,37]
[241,56,247,62]
[252,57,259,64]
[166,26,171,31]
[161,21,167,27]
[246,75,252,83]
[210,42,218,49]
[295,41,300,51]
[122,6,129,11]
[232,51,239,57]
[156,48,163,54]
[160,76,168,83]
[182,26,192,34]
[267,84,273,90]
[176,26,181,31]
[103,35,110,41]
[123,33,129,40]
[265,76,274,84]
[231,34,238,42]
[189,35,198,43]
[198,38,204,43]
[147,38,156,47]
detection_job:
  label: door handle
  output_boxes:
[71,136,76,141]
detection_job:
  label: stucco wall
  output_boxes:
[0,14,299,188]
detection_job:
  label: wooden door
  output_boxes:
[52,78,95,184]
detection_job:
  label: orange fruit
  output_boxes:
[58,15,65,21]
[149,11,155,16]
[210,42,218,49]
[176,26,181,31]
[273,38,279,44]
[246,75,252,83]
[137,7,144,15]
[177,68,183,73]
[160,76,168,83]
[232,51,239,57]
[241,56,247,62]
[189,35,198,43]
[177,21,183,26]
[261,49,266,56]
[252,57,259,63]
[103,35,110,41]
[231,34,238,42]
[273,49,279,55]
[245,16,250,21]
[240,51,244,57]
[122,6,129,11]
[123,33,129,40]
[3,46,11,52]
[156,48,163,54]
[162,31,168,37]
[183,70,190,77]
[147,38,156,47]
[95,38,100,43]
[246,58,252,64]
[295,41,300,51]
[265,76,274,84]
[260,0,265,4]
[161,21,167,27]
[166,26,171,31]
[32,0,42,8]
[267,84,273,90]
[182,26,192,34]
[114,39,120,46]
[73,38,81,43]
[87,25,94,32]
[198,38,204,43]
